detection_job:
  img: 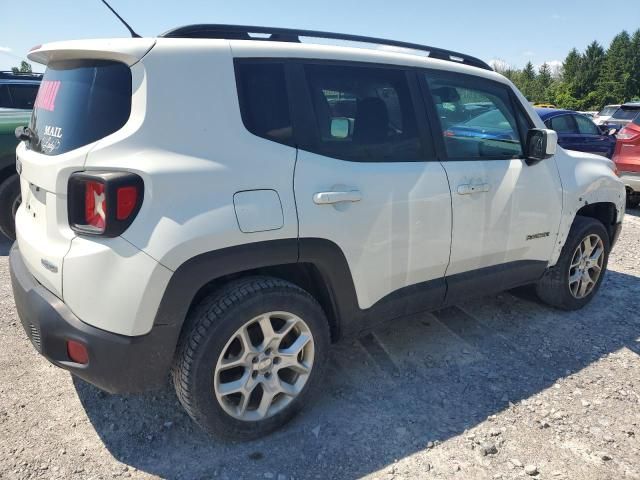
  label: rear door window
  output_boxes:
[303,63,423,162]
[574,115,600,135]
[550,115,577,134]
[0,86,11,108]
[9,84,39,109]
[29,60,132,156]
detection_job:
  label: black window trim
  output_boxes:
[418,68,534,162]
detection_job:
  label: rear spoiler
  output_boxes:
[27,38,156,66]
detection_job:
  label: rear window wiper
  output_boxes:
[15,126,34,142]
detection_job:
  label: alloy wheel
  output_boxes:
[568,233,605,299]
[213,311,315,421]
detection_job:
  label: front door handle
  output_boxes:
[457,183,491,195]
[313,190,362,205]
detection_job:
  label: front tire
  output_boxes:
[536,216,610,310]
[172,276,330,440]
[0,174,21,241]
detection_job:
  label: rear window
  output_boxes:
[28,60,131,156]
[598,106,618,117]
[611,108,640,121]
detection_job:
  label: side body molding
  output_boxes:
[297,238,446,337]
[151,238,546,359]
[152,237,446,350]
[153,238,299,329]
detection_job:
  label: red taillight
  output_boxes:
[84,181,106,232]
[68,172,144,237]
[617,127,639,141]
[116,186,138,220]
[66,340,89,364]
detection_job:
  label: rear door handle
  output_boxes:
[313,190,362,205]
[457,183,490,195]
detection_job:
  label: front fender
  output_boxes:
[550,148,625,265]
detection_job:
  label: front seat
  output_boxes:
[353,97,389,144]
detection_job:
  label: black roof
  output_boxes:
[0,71,43,81]
[160,24,493,71]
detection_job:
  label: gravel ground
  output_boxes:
[1,211,639,480]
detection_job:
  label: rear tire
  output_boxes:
[172,276,330,440]
[626,194,640,209]
[536,216,610,310]
[0,174,21,241]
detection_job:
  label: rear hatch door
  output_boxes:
[16,39,153,296]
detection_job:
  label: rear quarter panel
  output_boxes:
[85,39,299,271]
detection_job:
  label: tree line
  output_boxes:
[494,29,640,111]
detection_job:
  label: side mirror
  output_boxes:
[525,128,557,165]
[608,128,619,136]
[330,117,350,139]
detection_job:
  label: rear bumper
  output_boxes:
[620,171,640,193]
[9,243,177,394]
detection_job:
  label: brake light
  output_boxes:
[617,127,639,140]
[68,172,144,237]
[116,186,138,220]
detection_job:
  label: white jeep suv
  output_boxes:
[10,25,625,439]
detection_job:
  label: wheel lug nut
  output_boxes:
[252,357,258,363]
[273,357,280,365]
[252,371,258,378]
[264,372,271,378]
[265,348,271,356]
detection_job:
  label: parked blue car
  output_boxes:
[444,109,520,142]
[535,108,617,159]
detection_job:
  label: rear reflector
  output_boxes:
[66,340,89,364]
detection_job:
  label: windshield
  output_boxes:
[598,106,618,117]
[28,59,131,156]
[611,108,640,121]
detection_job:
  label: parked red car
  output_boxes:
[613,113,640,208]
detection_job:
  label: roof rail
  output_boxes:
[0,71,43,80]
[160,24,493,71]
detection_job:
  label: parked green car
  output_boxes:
[0,72,41,240]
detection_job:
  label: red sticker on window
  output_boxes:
[34,80,61,111]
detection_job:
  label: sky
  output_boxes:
[1,0,639,73]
